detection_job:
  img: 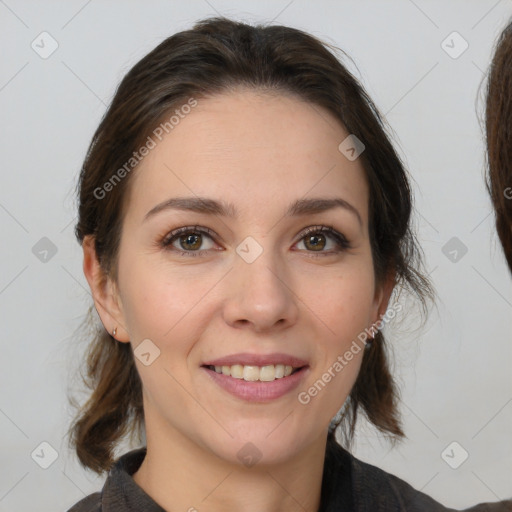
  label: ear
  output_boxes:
[82,235,130,343]
[370,270,396,331]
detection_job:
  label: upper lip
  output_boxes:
[202,352,309,368]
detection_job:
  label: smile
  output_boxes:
[202,363,309,402]
[206,364,301,382]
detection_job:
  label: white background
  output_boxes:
[0,1,511,510]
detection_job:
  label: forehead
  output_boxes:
[126,89,369,224]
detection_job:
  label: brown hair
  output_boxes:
[69,16,433,474]
[485,20,512,274]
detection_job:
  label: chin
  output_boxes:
[204,426,313,468]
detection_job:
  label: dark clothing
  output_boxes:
[67,441,512,511]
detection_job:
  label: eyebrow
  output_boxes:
[144,196,363,227]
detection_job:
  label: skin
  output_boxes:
[83,88,394,512]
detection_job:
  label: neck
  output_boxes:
[132,414,327,512]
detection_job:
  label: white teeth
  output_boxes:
[275,364,285,378]
[210,363,300,381]
[259,365,275,382]
[230,364,243,379]
[243,365,260,381]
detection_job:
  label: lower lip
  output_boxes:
[202,366,309,402]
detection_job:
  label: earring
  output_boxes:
[365,322,380,350]
[112,327,117,338]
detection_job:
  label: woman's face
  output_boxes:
[104,89,391,465]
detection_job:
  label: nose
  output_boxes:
[222,244,299,333]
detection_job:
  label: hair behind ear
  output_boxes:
[334,331,404,448]
[67,313,144,473]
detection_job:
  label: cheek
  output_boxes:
[304,270,373,413]
[117,251,217,343]
[310,266,377,337]
[304,264,375,402]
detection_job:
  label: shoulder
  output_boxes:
[351,452,512,511]
[66,492,101,512]
[64,448,150,512]
[350,452,455,511]
[327,439,512,512]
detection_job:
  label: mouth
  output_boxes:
[200,355,310,402]
[202,363,305,382]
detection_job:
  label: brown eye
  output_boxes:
[296,226,350,255]
[161,226,216,256]
[179,233,203,251]
[304,233,326,251]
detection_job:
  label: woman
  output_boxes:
[486,20,512,274]
[67,17,511,511]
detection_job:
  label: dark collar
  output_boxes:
[73,441,511,511]
[99,440,355,512]
[102,448,165,511]
[100,439,485,512]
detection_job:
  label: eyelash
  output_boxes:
[160,225,350,258]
